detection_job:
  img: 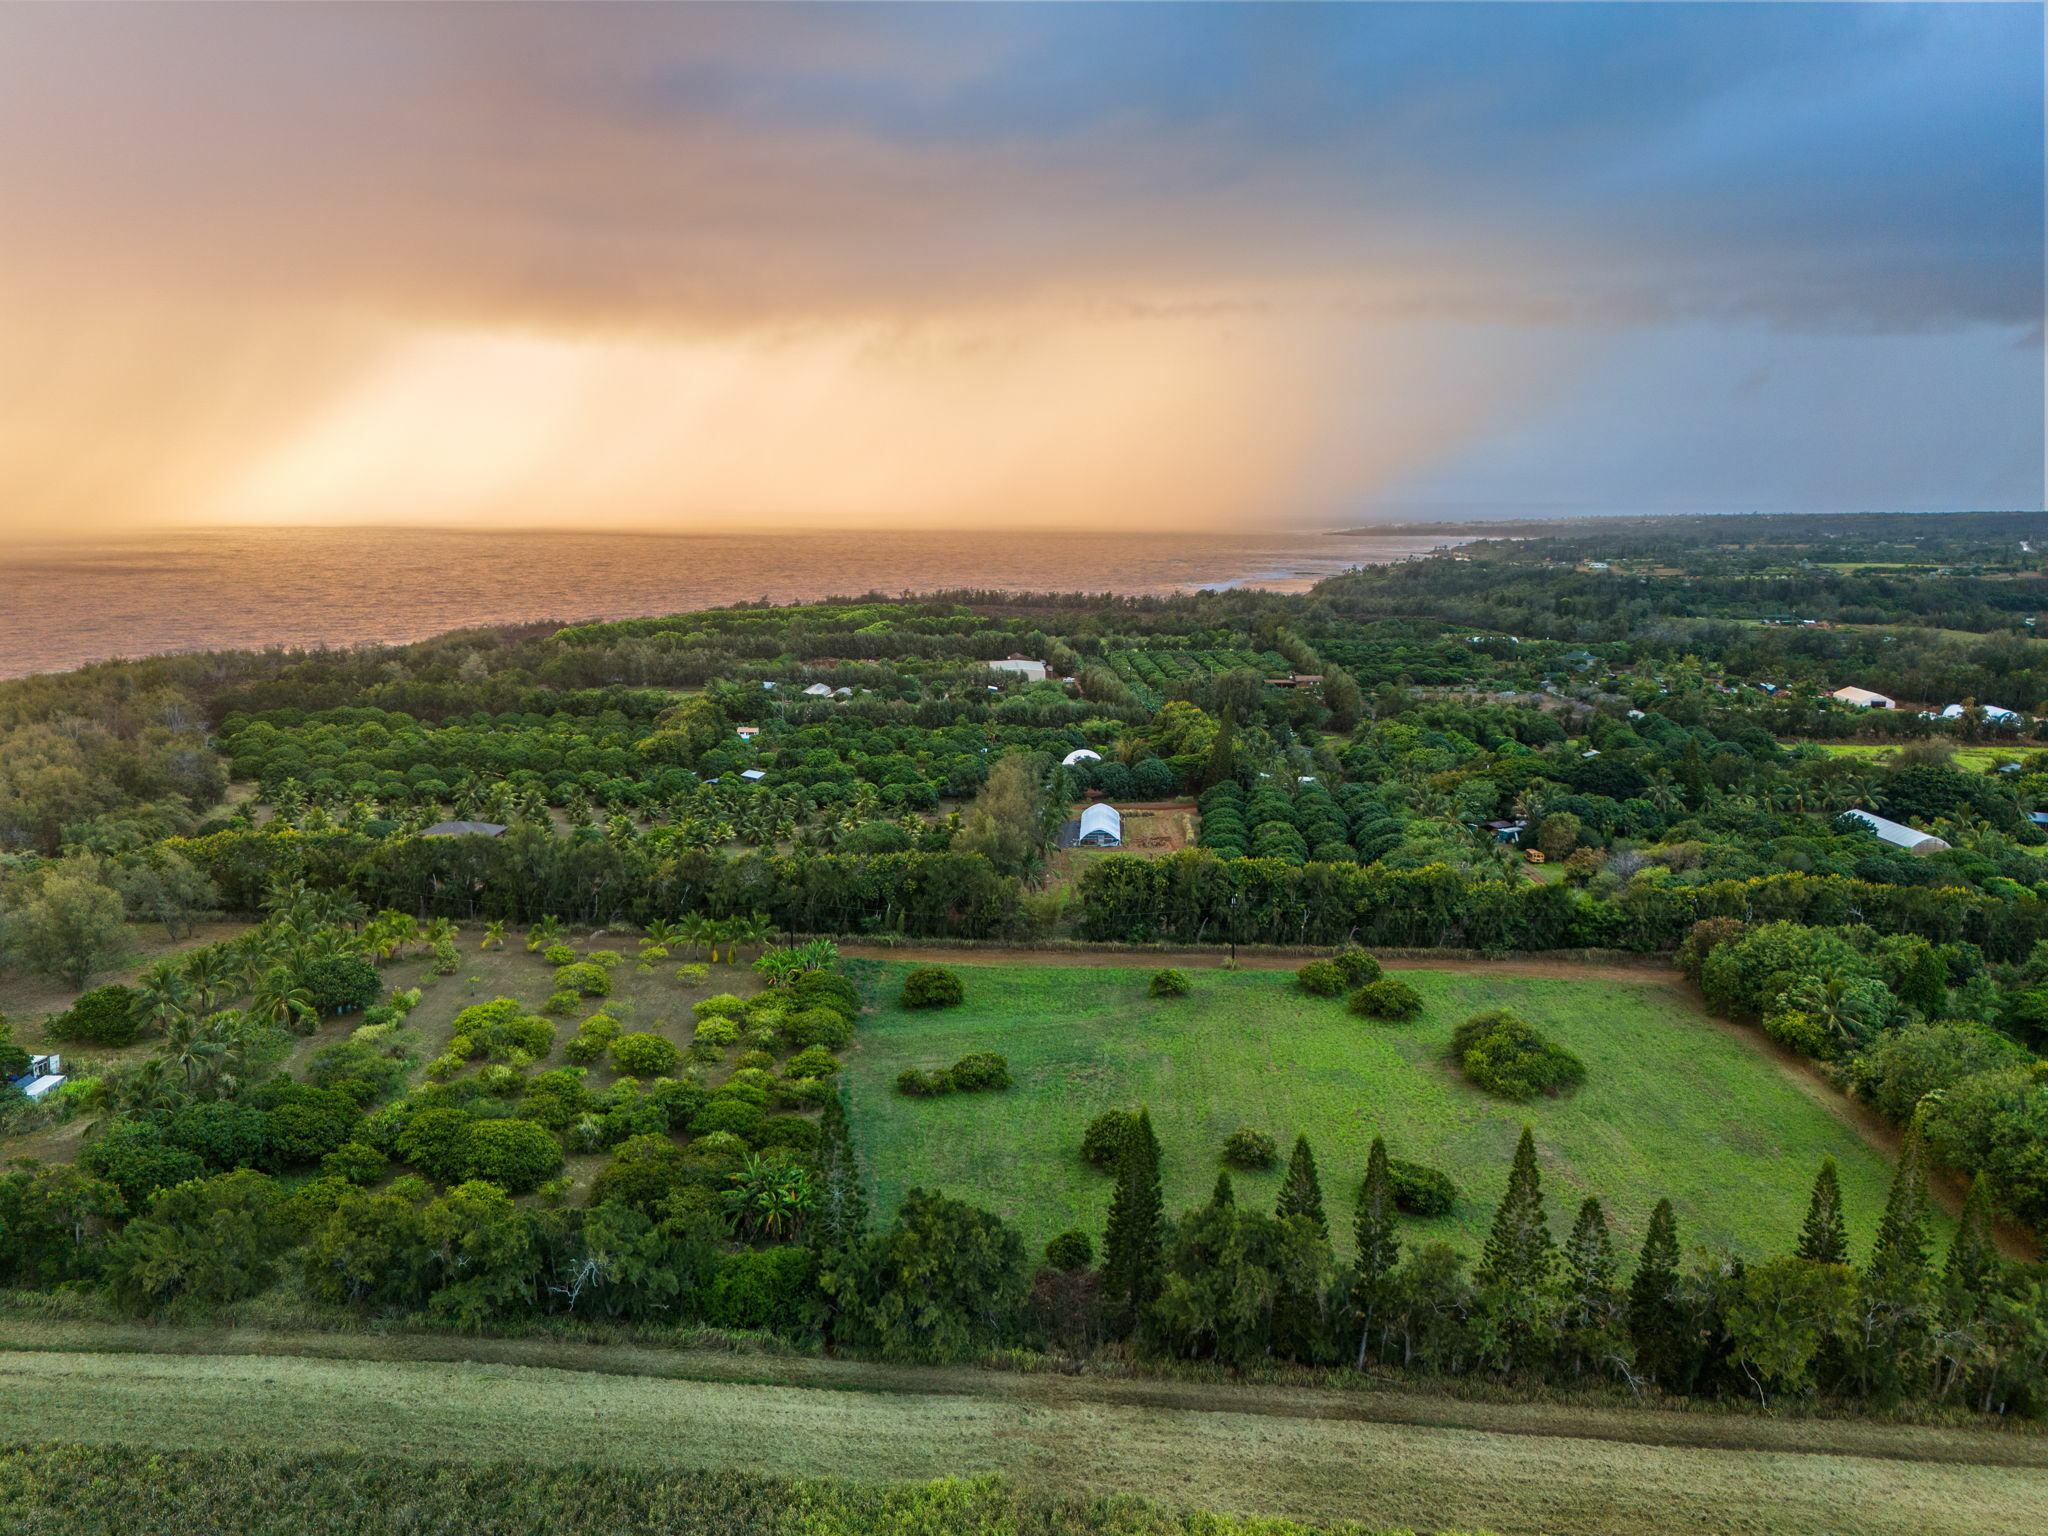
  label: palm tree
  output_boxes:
[481,920,507,951]
[247,966,318,1036]
[727,912,779,960]
[180,947,237,1013]
[526,915,565,952]
[135,966,196,1039]
[676,914,713,960]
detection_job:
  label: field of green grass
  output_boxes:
[844,963,1932,1260]
[0,1331,2039,1536]
[1796,741,2025,773]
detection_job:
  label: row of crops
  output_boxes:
[1103,649,1292,709]
[1195,780,1403,867]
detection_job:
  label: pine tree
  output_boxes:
[1563,1198,1617,1325]
[1795,1157,1848,1265]
[1210,1169,1235,1209]
[1352,1136,1401,1368]
[1476,1126,1554,1290]
[1276,1134,1327,1235]
[1945,1172,1999,1294]
[1628,1197,1684,1386]
[813,1086,867,1252]
[1870,1120,1931,1288]
[1101,1107,1164,1336]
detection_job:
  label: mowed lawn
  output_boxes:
[844,963,1935,1260]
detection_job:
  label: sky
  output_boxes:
[0,1,2039,538]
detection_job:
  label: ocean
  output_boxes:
[0,525,1468,679]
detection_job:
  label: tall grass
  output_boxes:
[0,1447,1476,1536]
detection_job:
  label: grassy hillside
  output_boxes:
[844,963,1931,1259]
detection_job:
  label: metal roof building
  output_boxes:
[421,821,508,838]
[1077,804,1123,846]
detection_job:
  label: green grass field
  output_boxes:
[0,1332,2038,1536]
[844,964,1933,1260]
[1796,741,2025,772]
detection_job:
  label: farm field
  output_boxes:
[843,962,1932,1259]
[0,1333,2039,1536]
[1795,741,2029,772]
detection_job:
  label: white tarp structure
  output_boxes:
[1077,803,1123,846]
[1938,703,2022,722]
[1843,809,1949,854]
[1062,749,1102,766]
[1830,686,1896,709]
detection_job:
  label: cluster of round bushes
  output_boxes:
[81,1080,367,1206]
[1450,1009,1586,1100]
[1297,948,1383,997]
[896,1051,1011,1096]
[899,966,964,1009]
[1198,782,1386,866]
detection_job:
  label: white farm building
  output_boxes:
[1077,804,1123,847]
[1842,809,1949,855]
[1830,686,1896,709]
[987,656,1048,682]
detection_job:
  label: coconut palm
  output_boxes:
[481,920,507,951]
[247,966,317,1036]
[134,965,197,1039]
[526,915,565,952]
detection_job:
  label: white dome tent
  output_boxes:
[1062,749,1102,766]
[1076,803,1123,846]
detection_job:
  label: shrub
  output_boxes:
[165,1102,271,1171]
[542,942,576,965]
[1349,978,1424,1021]
[1296,960,1346,997]
[587,950,622,970]
[395,1107,479,1184]
[588,1133,692,1213]
[80,1119,205,1207]
[690,1095,766,1141]
[946,1052,1012,1092]
[461,1118,564,1193]
[1149,968,1191,998]
[1221,1127,1277,1170]
[778,1076,833,1109]
[611,1033,680,1076]
[577,1013,622,1045]
[48,984,142,1046]
[1450,1009,1586,1100]
[899,966,964,1009]
[692,1015,741,1048]
[735,1048,777,1072]
[695,1246,819,1332]
[675,963,711,985]
[320,1141,388,1186]
[1387,1159,1459,1216]
[554,962,611,998]
[779,1006,854,1051]
[562,1033,607,1064]
[1081,1109,1137,1170]
[1045,1229,1094,1271]
[756,1114,823,1154]
[693,994,749,1021]
[1332,948,1383,986]
[306,1039,411,1106]
[255,1084,362,1170]
[472,1013,555,1062]
[895,1068,954,1096]
[788,970,862,1020]
[543,991,582,1016]
[784,1045,840,1079]
[298,956,381,1015]
[1764,1008,1838,1060]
